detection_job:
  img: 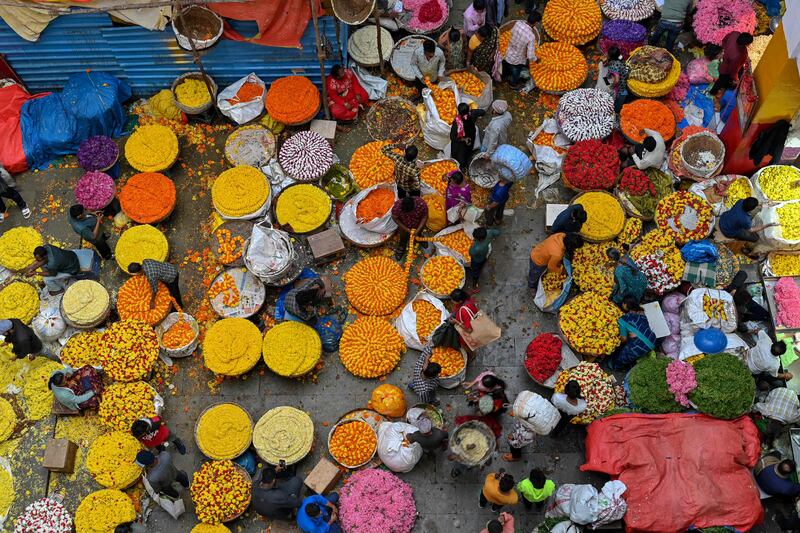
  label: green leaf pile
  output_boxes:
[689,353,755,419]
[628,355,683,413]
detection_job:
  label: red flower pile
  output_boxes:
[619,167,656,196]
[524,333,563,382]
[419,0,443,22]
[562,139,620,190]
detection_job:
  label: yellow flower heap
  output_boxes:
[203,318,262,376]
[420,160,458,195]
[262,321,321,377]
[175,77,211,108]
[75,489,136,533]
[86,431,143,489]
[102,320,159,382]
[196,403,253,460]
[571,243,614,297]
[0,226,42,271]
[617,218,643,246]
[574,192,625,241]
[0,467,12,518]
[339,316,405,378]
[99,381,157,431]
[0,282,38,323]
[253,406,314,465]
[542,0,601,44]
[438,230,473,261]
[192,525,232,533]
[0,398,16,442]
[125,124,179,172]
[61,331,104,367]
[422,255,464,295]
[626,48,681,98]
[115,224,169,274]
[757,165,800,201]
[344,256,408,316]
[559,293,622,355]
[212,166,270,218]
[770,253,800,277]
[191,460,251,524]
[724,177,753,208]
[778,203,800,240]
[630,229,685,284]
[62,280,109,326]
[275,184,331,233]
[413,299,442,341]
[23,360,63,420]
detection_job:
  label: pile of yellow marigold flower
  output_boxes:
[542,270,568,292]
[196,403,253,460]
[436,230,473,261]
[275,183,332,233]
[0,398,16,442]
[542,0,602,44]
[757,165,800,201]
[421,160,458,195]
[117,275,172,325]
[340,317,405,378]
[344,256,408,316]
[99,381,157,431]
[574,192,625,241]
[426,81,457,123]
[192,525,232,533]
[175,77,211,108]
[103,320,159,381]
[778,203,800,240]
[724,177,753,208]
[191,460,251,524]
[115,224,169,274]
[262,321,322,377]
[203,318,262,376]
[350,141,395,189]
[572,243,614,296]
[0,282,38,323]
[329,419,377,467]
[125,124,179,172]
[62,280,110,327]
[769,253,800,277]
[617,218,643,246]
[23,360,63,421]
[75,489,136,533]
[212,166,270,218]
[559,293,622,355]
[0,226,42,271]
[60,331,104,367]
[422,255,464,295]
[85,431,143,489]
[430,346,465,377]
[412,299,442,342]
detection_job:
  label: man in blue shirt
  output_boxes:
[550,204,586,234]
[297,493,341,533]
[718,197,775,243]
[755,458,800,497]
[485,178,513,226]
[68,204,112,259]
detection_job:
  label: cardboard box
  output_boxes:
[307,228,346,264]
[309,119,337,147]
[546,204,569,228]
[304,457,342,495]
[42,439,78,473]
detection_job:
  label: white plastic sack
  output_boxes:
[760,199,800,250]
[468,152,499,188]
[688,175,742,215]
[142,476,186,519]
[595,62,613,93]
[432,223,472,264]
[421,81,462,150]
[682,288,737,333]
[677,331,748,361]
[546,484,575,519]
[377,421,423,473]
[592,480,627,528]
[569,484,600,525]
[217,73,266,125]
[351,62,388,100]
[352,183,398,234]
[395,291,448,350]
[512,390,562,435]
[245,223,296,281]
[527,120,570,198]
[553,522,582,533]
[32,306,66,342]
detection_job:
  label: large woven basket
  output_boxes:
[171,5,223,51]
[194,402,254,460]
[327,418,379,469]
[171,72,217,115]
[331,0,375,24]
[680,131,725,179]
[366,96,419,143]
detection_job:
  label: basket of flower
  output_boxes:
[598,20,647,58]
[279,130,334,182]
[253,406,315,465]
[680,131,725,179]
[190,461,252,523]
[626,46,681,98]
[195,403,254,460]
[398,0,450,35]
[366,96,420,144]
[571,191,626,243]
[614,167,675,220]
[530,42,588,94]
[654,191,715,245]
[213,166,271,220]
[556,88,615,143]
[61,280,111,329]
[125,124,179,173]
[562,140,620,192]
[557,293,623,358]
[171,4,224,51]
[119,172,177,224]
[600,0,655,21]
[571,242,615,297]
[542,0,602,44]
[524,333,581,388]
[620,99,676,144]
[224,126,276,168]
[156,312,200,358]
[265,76,321,126]
[77,135,119,172]
[85,431,143,489]
[421,255,465,297]
[328,418,379,469]
[172,72,217,115]
[274,183,332,234]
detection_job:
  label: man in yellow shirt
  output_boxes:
[479,470,519,512]
[528,232,583,290]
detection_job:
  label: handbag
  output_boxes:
[453,306,501,350]
[431,321,462,350]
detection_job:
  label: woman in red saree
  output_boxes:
[326,64,370,122]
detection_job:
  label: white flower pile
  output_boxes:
[278,130,334,181]
[14,498,72,533]
[556,89,616,142]
[601,0,656,21]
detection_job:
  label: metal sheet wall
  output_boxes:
[0,13,347,96]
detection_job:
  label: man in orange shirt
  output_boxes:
[479,470,519,512]
[527,232,583,290]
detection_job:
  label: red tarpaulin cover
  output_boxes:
[0,84,46,174]
[209,0,323,48]
[581,413,764,533]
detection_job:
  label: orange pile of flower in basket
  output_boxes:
[437,231,473,261]
[421,160,458,195]
[350,141,396,189]
[430,346,464,377]
[119,173,177,224]
[344,256,407,316]
[356,188,395,222]
[116,275,172,325]
[426,81,457,123]
[422,255,463,294]
[162,317,195,349]
[499,29,512,56]
[529,43,588,93]
[413,299,441,341]
[216,229,245,264]
[329,420,377,467]
[449,71,485,98]
[226,81,263,105]
[620,99,676,143]
[265,76,320,125]
[209,272,240,307]
[339,316,405,378]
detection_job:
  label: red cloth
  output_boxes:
[0,84,46,174]
[209,0,323,49]
[580,413,763,533]
[326,70,369,121]
[719,31,748,78]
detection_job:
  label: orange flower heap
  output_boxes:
[162,317,196,349]
[530,43,588,93]
[329,420,377,467]
[119,172,176,224]
[499,29,512,56]
[439,230,473,261]
[339,316,405,378]
[190,460,251,524]
[426,81,457,123]
[350,141,395,189]
[116,275,172,325]
[356,188,395,222]
[422,255,463,294]
[421,160,458,195]
[620,99,676,142]
[209,272,240,307]
[543,0,602,44]
[429,346,464,377]
[265,76,320,125]
[344,256,407,316]
[449,71,485,97]
[215,229,245,264]
[412,299,442,341]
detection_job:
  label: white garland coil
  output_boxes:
[556,88,615,142]
[601,0,656,21]
[278,131,334,182]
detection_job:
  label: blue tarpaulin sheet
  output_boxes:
[20,71,131,170]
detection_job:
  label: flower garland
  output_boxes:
[329,420,377,467]
[554,361,615,423]
[557,89,615,142]
[85,431,143,489]
[634,251,677,295]
[124,124,179,172]
[60,331,104,368]
[190,460,251,524]
[693,0,756,45]
[525,333,563,382]
[600,0,655,21]
[339,316,405,378]
[562,140,619,190]
[350,141,395,189]
[275,184,332,233]
[212,166,270,218]
[530,43,588,93]
[0,227,43,271]
[278,131,334,181]
[571,242,615,297]
[262,321,322,377]
[0,282,38,324]
[344,256,408,316]
[196,403,253,460]
[74,490,136,533]
[666,359,697,407]
[75,171,115,210]
[102,320,159,381]
[77,135,119,171]
[202,318,262,376]
[543,0,602,44]
[620,99,676,142]
[618,217,642,245]
[630,229,684,289]
[116,275,172,325]
[654,191,713,244]
[115,224,169,274]
[22,360,63,421]
[119,172,176,224]
[161,316,196,349]
[339,469,417,533]
[215,228,246,264]
[558,293,622,355]
[253,406,314,465]
[421,255,463,295]
[574,192,626,241]
[13,497,72,533]
[265,76,320,125]
[208,272,240,308]
[448,71,485,98]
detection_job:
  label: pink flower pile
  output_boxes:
[668,73,690,102]
[74,171,115,210]
[340,469,417,533]
[666,359,697,407]
[775,277,800,329]
[404,0,448,31]
[14,497,72,533]
[693,0,756,45]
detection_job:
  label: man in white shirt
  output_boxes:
[747,332,793,388]
[411,40,446,96]
[550,380,587,436]
[482,100,512,154]
[632,129,666,170]
[502,13,540,89]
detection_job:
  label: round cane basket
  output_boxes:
[194,402,254,460]
[570,191,626,243]
[156,312,200,358]
[448,420,495,467]
[331,0,375,24]
[420,256,465,298]
[680,131,725,179]
[253,406,315,466]
[97,153,120,173]
[561,170,619,194]
[171,72,218,115]
[327,418,379,469]
[366,97,419,143]
[171,5,223,51]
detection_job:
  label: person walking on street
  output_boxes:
[482,100,512,154]
[550,380,587,436]
[381,144,421,198]
[0,163,30,223]
[68,204,112,260]
[709,31,753,95]
[253,464,304,520]
[128,259,183,308]
[517,468,555,510]
[481,512,515,533]
[135,450,190,499]
[479,470,519,512]
[484,178,513,227]
[391,196,428,260]
[469,226,500,289]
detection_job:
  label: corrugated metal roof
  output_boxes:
[0,13,347,96]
